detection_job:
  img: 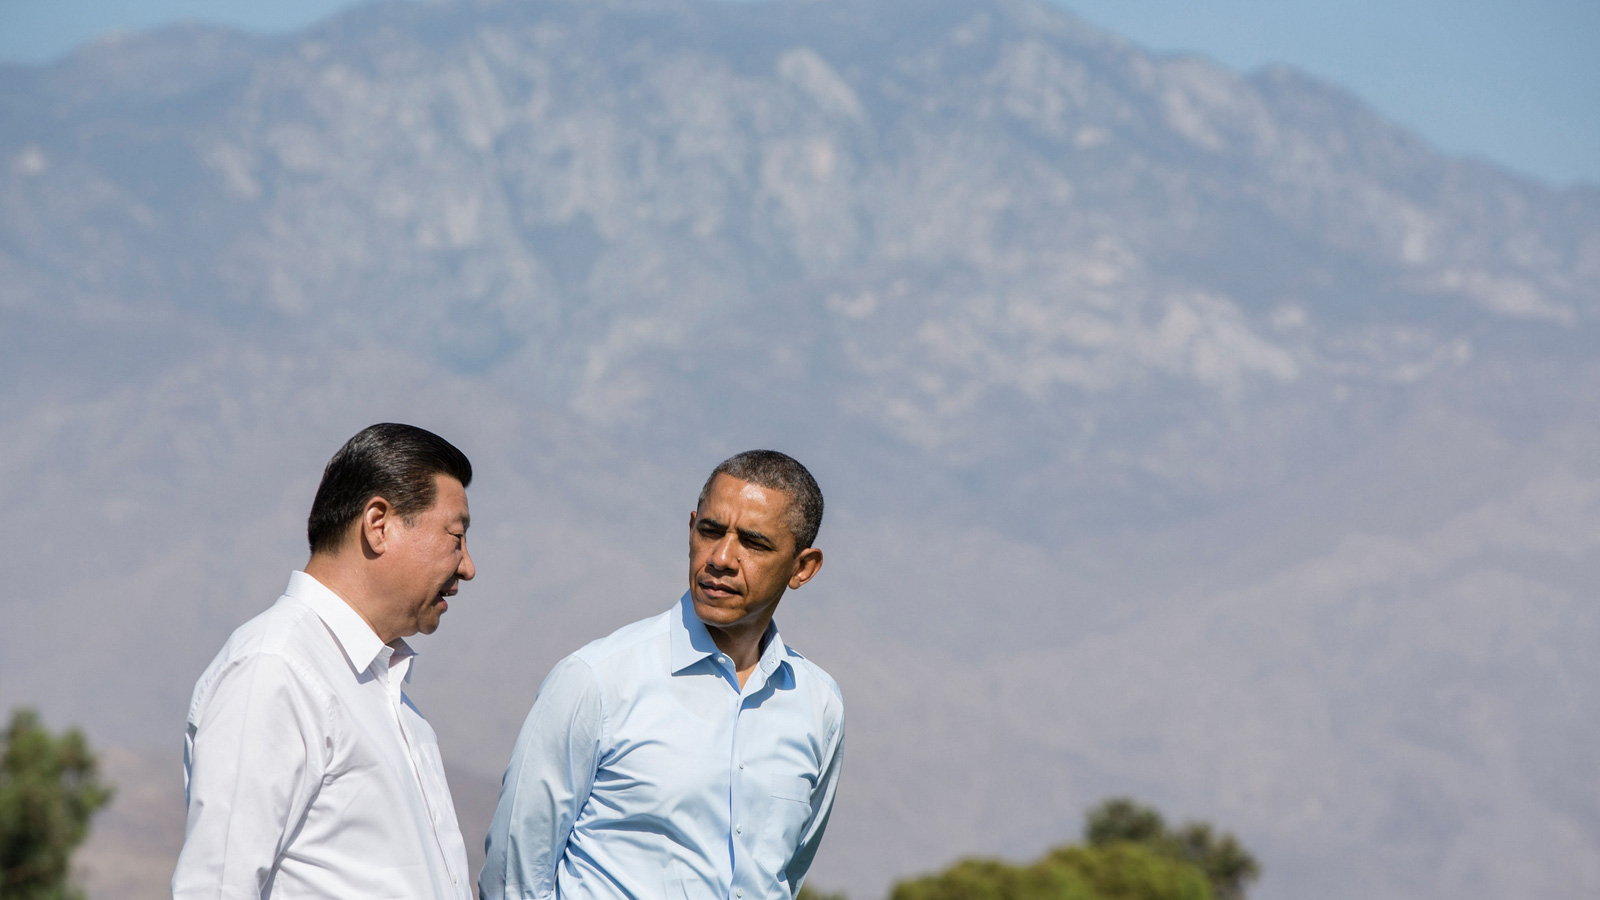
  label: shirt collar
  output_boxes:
[669,591,789,680]
[287,570,414,678]
[744,615,789,693]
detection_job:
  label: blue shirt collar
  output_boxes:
[669,591,788,681]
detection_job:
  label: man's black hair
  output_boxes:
[306,423,473,554]
[697,450,824,550]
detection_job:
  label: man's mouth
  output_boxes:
[698,580,739,598]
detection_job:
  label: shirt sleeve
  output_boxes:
[479,655,603,900]
[172,652,333,899]
[784,695,846,897]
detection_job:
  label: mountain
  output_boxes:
[3,0,1598,897]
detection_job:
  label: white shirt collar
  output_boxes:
[286,570,414,678]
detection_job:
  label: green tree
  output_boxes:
[1084,799,1260,900]
[1084,798,1166,846]
[0,708,113,900]
[891,841,1213,900]
[887,797,1258,900]
[1046,844,1214,900]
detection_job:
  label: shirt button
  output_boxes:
[739,762,745,769]
[736,824,743,833]
[737,890,744,897]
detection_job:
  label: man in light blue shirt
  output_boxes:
[480,450,844,900]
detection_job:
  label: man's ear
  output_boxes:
[788,547,823,590]
[360,496,394,558]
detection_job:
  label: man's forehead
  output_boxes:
[702,474,790,512]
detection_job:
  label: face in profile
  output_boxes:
[688,474,820,636]
[384,474,475,637]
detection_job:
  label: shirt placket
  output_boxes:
[708,652,746,900]
[375,648,463,894]
[726,652,781,900]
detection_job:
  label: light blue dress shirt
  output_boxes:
[479,593,845,900]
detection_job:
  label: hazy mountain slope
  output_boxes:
[3,0,1598,898]
[6,0,1595,506]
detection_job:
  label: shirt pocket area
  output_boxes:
[770,774,812,804]
[757,774,815,871]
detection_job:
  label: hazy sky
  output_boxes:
[0,0,1595,188]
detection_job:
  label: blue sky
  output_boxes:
[1,0,1595,187]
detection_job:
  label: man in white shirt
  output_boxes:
[173,423,478,899]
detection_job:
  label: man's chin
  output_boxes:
[690,594,743,626]
[416,595,451,634]
[691,593,781,634]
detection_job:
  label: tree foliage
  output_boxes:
[1084,799,1259,900]
[0,708,113,900]
[887,797,1259,900]
[891,841,1213,900]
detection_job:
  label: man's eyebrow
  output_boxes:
[735,526,776,547]
[457,514,471,531]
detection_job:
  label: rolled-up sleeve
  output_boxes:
[479,656,603,900]
[173,653,333,899]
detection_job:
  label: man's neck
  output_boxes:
[303,554,397,644]
[707,619,771,689]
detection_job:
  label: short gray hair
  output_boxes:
[697,450,824,550]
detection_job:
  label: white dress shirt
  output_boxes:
[173,571,472,899]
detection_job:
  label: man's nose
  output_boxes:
[459,545,476,581]
[708,534,738,570]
